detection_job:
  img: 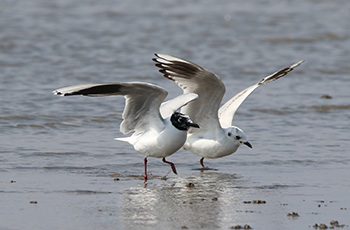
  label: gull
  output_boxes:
[53,82,199,181]
[153,54,304,168]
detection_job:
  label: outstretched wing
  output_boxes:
[160,93,198,118]
[219,60,304,128]
[53,82,168,134]
[153,53,225,132]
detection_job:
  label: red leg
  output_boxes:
[162,157,177,174]
[144,157,148,182]
[200,157,205,168]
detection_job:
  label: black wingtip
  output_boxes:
[53,90,63,96]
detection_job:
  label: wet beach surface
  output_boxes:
[1,0,349,229]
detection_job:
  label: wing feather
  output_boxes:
[219,60,304,128]
[160,93,198,118]
[53,82,168,134]
[153,53,225,132]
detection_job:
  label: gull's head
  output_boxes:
[171,112,200,131]
[225,126,252,149]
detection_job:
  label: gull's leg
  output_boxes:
[144,157,148,182]
[200,157,205,168]
[162,157,177,174]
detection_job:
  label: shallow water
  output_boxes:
[1,0,349,229]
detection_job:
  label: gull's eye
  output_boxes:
[228,132,232,137]
[235,136,241,140]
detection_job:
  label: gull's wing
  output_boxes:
[160,93,198,118]
[53,82,168,134]
[153,53,225,132]
[219,60,304,128]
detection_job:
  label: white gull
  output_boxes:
[53,82,199,181]
[153,54,304,168]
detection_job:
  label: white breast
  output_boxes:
[184,132,240,159]
[133,119,187,158]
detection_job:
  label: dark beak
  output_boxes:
[244,141,253,148]
[188,122,200,128]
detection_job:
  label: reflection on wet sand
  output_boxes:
[122,172,244,229]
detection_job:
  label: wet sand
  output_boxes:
[2,162,349,230]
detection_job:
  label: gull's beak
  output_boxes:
[244,141,253,148]
[188,122,200,129]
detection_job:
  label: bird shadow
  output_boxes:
[192,167,218,171]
